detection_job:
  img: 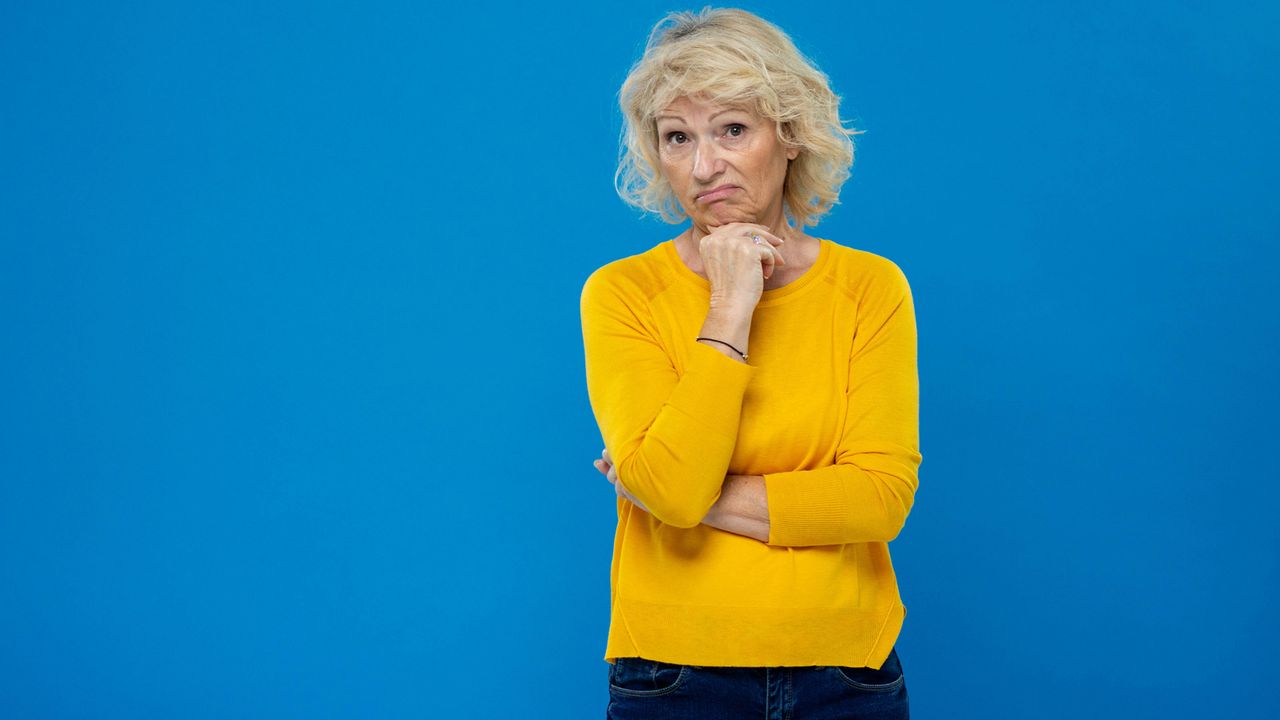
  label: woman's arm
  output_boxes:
[581,228,787,529]
[761,260,922,547]
[581,267,757,528]
[595,259,921,548]
[699,474,770,542]
[596,450,770,542]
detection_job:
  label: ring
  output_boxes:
[751,234,764,245]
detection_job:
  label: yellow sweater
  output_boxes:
[580,236,922,670]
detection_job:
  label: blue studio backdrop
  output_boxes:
[2,1,1277,717]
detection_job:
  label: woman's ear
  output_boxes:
[780,122,800,161]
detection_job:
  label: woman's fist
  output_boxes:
[593,448,649,512]
[698,222,786,308]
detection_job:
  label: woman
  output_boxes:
[580,8,921,718]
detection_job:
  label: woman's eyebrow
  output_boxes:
[656,108,749,122]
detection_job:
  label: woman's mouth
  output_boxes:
[697,185,739,203]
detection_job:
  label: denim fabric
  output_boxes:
[606,646,908,719]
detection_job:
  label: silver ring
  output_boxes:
[751,234,764,245]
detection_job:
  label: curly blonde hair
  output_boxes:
[615,7,862,228]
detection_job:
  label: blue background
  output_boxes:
[3,1,1277,717]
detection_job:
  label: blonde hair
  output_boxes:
[615,7,862,228]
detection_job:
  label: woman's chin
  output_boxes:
[702,207,757,228]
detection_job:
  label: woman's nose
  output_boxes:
[692,141,723,181]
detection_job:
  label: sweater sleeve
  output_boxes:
[762,261,922,547]
[581,267,755,528]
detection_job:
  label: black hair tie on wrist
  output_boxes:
[695,336,748,362]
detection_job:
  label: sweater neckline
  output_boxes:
[662,236,830,307]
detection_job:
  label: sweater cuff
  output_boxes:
[764,468,849,547]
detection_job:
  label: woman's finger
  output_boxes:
[615,478,648,512]
[768,245,786,278]
[728,223,788,259]
[723,222,786,245]
[761,246,776,279]
[731,225,786,280]
[757,241,784,279]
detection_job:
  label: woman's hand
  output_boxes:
[594,448,649,513]
[699,222,786,308]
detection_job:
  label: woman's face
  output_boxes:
[655,94,798,229]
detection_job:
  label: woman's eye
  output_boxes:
[726,124,746,137]
[666,132,688,144]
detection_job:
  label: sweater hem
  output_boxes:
[603,595,905,669]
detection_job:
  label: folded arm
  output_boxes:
[581,268,756,528]
[762,260,923,547]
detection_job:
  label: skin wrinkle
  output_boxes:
[656,94,798,251]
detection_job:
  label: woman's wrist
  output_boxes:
[700,306,753,359]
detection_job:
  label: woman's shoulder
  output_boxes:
[580,239,673,306]
[821,239,913,292]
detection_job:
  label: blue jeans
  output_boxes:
[606,646,908,719]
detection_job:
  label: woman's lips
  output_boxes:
[697,185,739,203]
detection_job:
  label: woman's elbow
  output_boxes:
[878,480,916,542]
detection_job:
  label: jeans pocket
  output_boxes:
[829,646,905,692]
[608,656,691,697]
